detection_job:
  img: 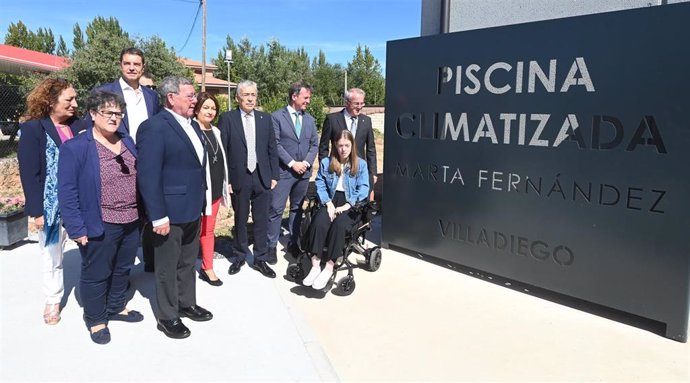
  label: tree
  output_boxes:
[4,21,56,54]
[85,16,129,42]
[4,21,31,48]
[347,45,385,105]
[35,28,55,54]
[72,23,85,52]
[58,17,135,96]
[56,16,192,98]
[136,35,193,83]
[56,36,69,57]
[312,50,345,105]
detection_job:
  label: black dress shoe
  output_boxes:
[228,260,244,275]
[157,318,190,339]
[251,261,276,278]
[179,305,213,322]
[199,269,223,286]
[267,247,277,265]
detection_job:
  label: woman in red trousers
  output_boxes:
[194,93,229,286]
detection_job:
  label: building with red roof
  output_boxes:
[0,44,70,74]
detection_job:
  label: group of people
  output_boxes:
[17,47,377,345]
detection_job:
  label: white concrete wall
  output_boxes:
[421,0,688,35]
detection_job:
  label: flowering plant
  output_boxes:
[0,196,25,215]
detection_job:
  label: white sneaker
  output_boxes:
[302,266,321,286]
[312,267,333,290]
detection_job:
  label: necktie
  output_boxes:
[350,116,357,137]
[293,112,302,137]
[244,113,256,172]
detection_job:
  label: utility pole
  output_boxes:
[201,0,207,92]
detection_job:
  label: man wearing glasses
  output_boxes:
[218,80,279,279]
[319,88,378,200]
[137,76,213,339]
[94,47,160,273]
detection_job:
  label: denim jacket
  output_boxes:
[315,157,369,206]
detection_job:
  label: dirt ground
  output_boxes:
[0,158,22,198]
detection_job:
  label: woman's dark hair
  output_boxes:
[86,90,126,113]
[193,92,220,117]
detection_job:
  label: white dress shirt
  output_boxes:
[118,78,149,142]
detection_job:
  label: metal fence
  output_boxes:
[0,85,24,158]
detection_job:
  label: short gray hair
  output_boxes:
[237,80,258,95]
[158,76,194,104]
[344,88,365,103]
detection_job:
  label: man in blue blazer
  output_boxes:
[218,80,279,278]
[137,76,213,339]
[93,47,160,272]
[267,82,319,262]
[93,47,159,139]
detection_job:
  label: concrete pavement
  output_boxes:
[0,235,336,382]
[1,216,689,382]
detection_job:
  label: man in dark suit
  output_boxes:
[318,88,377,200]
[94,47,160,272]
[267,82,319,261]
[94,47,159,139]
[137,76,213,339]
[218,80,279,278]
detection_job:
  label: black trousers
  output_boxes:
[304,191,358,262]
[230,169,270,264]
[141,221,155,268]
[152,219,200,320]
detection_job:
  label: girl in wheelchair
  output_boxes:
[301,130,369,289]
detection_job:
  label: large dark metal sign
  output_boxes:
[383,3,690,341]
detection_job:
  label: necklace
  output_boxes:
[201,129,219,163]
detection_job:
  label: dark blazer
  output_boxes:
[318,110,377,176]
[218,109,279,190]
[18,117,86,217]
[58,128,138,238]
[136,109,206,224]
[272,107,319,179]
[93,79,159,134]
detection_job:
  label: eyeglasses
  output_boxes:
[348,101,365,107]
[174,92,197,100]
[115,154,130,174]
[98,110,125,119]
[143,85,156,90]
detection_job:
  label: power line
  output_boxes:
[177,0,202,53]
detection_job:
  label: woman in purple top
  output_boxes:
[58,91,143,345]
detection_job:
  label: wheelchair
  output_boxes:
[286,195,381,296]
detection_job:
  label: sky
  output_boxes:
[0,0,421,73]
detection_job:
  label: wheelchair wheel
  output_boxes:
[287,263,304,283]
[365,247,382,272]
[334,275,356,296]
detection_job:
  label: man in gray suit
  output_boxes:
[319,88,377,201]
[267,82,319,262]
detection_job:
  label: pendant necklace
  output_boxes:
[202,129,219,163]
